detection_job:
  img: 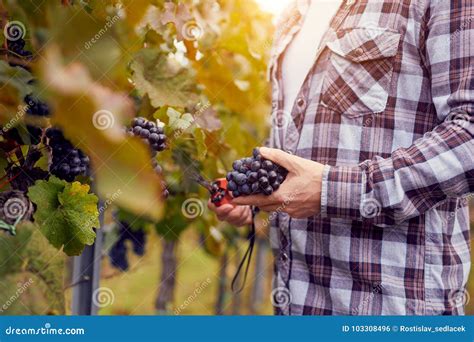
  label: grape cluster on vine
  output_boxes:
[24,94,51,117]
[109,221,147,271]
[46,128,90,182]
[226,148,288,197]
[6,38,32,69]
[128,117,169,198]
[128,117,167,153]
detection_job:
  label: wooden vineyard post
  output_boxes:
[71,198,105,315]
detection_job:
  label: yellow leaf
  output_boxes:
[40,47,163,221]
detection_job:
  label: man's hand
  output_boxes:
[207,201,252,227]
[232,147,325,219]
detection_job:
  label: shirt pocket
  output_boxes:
[320,27,401,118]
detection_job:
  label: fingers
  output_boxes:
[208,200,251,226]
[226,206,252,226]
[232,194,271,206]
[258,205,281,212]
[208,201,233,214]
[259,147,295,172]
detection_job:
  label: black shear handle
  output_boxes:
[231,207,257,293]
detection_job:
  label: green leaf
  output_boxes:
[28,177,99,256]
[167,107,194,131]
[131,48,198,108]
[0,222,65,314]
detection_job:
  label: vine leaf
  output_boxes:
[167,108,194,132]
[131,48,198,108]
[160,2,193,41]
[28,177,99,256]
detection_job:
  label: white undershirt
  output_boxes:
[281,0,343,116]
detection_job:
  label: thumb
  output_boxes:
[259,147,295,171]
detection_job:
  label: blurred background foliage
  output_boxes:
[0,0,472,315]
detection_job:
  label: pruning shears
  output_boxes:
[192,173,233,207]
[188,168,254,293]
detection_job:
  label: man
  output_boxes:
[209,0,473,315]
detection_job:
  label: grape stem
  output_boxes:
[0,171,21,190]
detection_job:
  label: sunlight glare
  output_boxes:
[255,0,294,16]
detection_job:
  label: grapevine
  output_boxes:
[46,128,90,182]
[0,0,276,315]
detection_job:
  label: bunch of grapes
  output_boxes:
[24,94,50,117]
[226,148,288,197]
[46,128,90,182]
[6,38,33,69]
[108,237,128,271]
[128,117,167,153]
[128,117,169,198]
[108,222,147,272]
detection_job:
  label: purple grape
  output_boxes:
[251,161,261,172]
[228,180,237,191]
[225,149,288,197]
[235,173,247,185]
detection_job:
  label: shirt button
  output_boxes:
[280,252,289,262]
[354,47,364,56]
[296,97,306,107]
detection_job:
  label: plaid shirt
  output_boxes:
[268,0,473,315]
